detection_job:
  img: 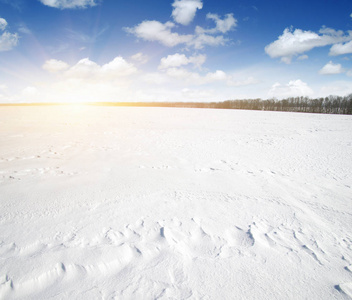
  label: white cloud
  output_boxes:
[131,52,149,64]
[265,27,352,63]
[42,59,70,73]
[297,54,308,60]
[165,67,226,85]
[126,12,236,49]
[158,53,206,69]
[42,56,138,83]
[268,79,314,98]
[197,13,237,34]
[39,0,99,9]
[20,56,139,103]
[157,56,259,88]
[159,53,189,69]
[0,31,19,51]
[205,70,227,81]
[101,57,137,77]
[189,54,207,68]
[63,58,100,78]
[329,40,352,56]
[164,67,235,85]
[172,0,203,26]
[191,13,237,48]
[319,61,343,75]
[0,18,7,31]
[0,18,19,51]
[190,33,227,49]
[62,57,137,79]
[125,21,193,47]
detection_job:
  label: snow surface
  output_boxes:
[0,106,351,299]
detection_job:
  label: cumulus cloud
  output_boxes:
[24,56,139,103]
[190,14,236,48]
[172,0,203,26]
[207,13,237,33]
[126,12,236,49]
[329,40,352,56]
[190,33,227,49]
[164,67,255,87]
[42,59,70,72]
[42,56,138,80]
[159,53,190,69]
[125,21,193,47]
[154,52,229,85]
[196,13,237,34]
[66,57,137,79]
[268,80,314,98]
[188,54,207,68]
[319,61,343,75]
[163,67,260,88]
[159,53,206,69]
[0,18,7,31]
[125,20,230,49]
[39,0,99,9]
[101,57,138,77]
[64,58,99,78]
[130,52,149,64]
[265,27,352,63]
[0,32,18,51]
[0,17,19,51]
[164,67,227,85]
[156,54,259,88]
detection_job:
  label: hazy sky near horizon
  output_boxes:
[1,0,352,103]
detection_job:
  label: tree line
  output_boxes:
[2,94,352,114]
[90,94,352,114]
[216,94,352,114]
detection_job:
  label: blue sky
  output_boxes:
[1,0,352,103]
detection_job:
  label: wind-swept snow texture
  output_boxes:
[0,106,351,299]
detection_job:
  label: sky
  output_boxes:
[1,0,352,103]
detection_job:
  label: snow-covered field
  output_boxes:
[0,106,351,299]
